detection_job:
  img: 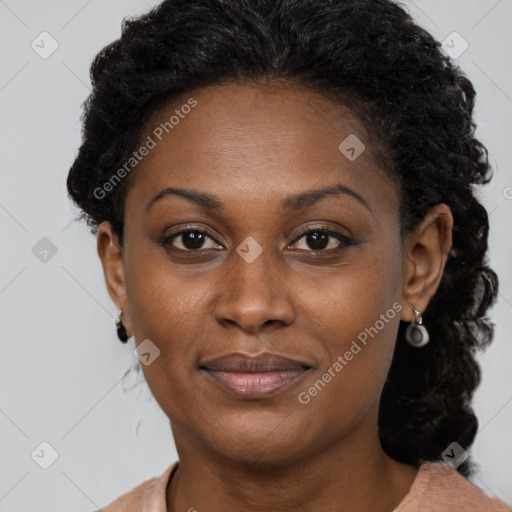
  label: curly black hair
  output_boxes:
[66,0,499,478]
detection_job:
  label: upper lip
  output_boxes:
[200,352,311,372]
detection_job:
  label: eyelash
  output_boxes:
[290,226,354,253]
[161,225,354,254]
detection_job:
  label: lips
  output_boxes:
[200,352,311,399]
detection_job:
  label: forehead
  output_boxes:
[125,82,398,219]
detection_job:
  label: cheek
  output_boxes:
[125,256,210,401]
[304,241,402,338]
[126,239,210,339]
[297,245,403,396]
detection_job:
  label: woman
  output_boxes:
[66,0,510,510]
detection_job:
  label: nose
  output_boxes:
[213,245,296,333]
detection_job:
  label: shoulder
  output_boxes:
[99,462,178,512]
[395,461,511,512]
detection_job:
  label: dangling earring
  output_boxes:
[115,310,129,343]
[405,308,429,347]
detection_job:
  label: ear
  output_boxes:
[96,221,132,336]
[400,204,453,322]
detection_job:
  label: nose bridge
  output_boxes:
[214,238,295,331]
[232,242,275,298]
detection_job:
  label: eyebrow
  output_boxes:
[282,184,371,214]
[145,183,372,215]
[146,187,223,214]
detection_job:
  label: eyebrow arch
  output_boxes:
[146,187,224,214]
[145,183,372,215]
[282,184,372,214]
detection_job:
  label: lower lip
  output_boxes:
[204,370,307,399]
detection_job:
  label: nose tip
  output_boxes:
[220,313,286,333]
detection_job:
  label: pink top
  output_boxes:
[100,460,511,511]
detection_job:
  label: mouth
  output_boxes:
[199,352,312,399]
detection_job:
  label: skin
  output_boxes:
[97,81,453,512]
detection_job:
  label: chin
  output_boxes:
[203,414,313,466]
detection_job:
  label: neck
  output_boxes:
[166,413,419,512]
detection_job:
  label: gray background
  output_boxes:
[0,0,511,510]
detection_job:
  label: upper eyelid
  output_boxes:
[169,225,345,238]
[167,226,220,242]
[292,225,348,239]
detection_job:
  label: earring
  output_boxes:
[405,308,429,347]
[115,310,129,343]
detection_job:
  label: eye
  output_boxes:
[289,227,353,252]
[163,229,222,251]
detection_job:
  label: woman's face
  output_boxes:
[100,82,413,464]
